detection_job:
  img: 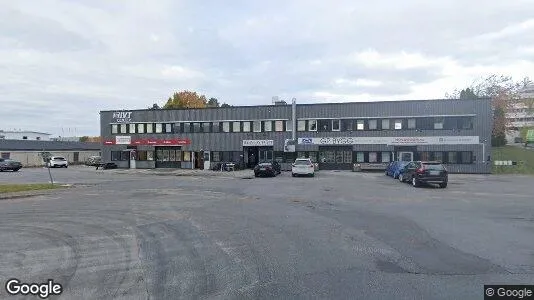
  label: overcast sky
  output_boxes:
[1,0,534,136]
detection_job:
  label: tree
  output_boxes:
[79,136,89,142]
[447,75,533,147]
[207,98,220,107]
[163,90,207,109]
[221,103,231,107]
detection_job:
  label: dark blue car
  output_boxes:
[385,161,410,179]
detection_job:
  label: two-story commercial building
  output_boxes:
[100,98,493,173]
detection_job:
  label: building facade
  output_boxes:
[0,130,51,141]
[100,98,493,173]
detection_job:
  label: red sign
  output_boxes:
[103,138,190,145]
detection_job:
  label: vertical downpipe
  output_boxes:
[292,98,297,141]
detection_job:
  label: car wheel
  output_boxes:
[310,173,315,177]
[398,174,404,182]
[65,165,68,168]
[439,182,448,188]
[292,173,296,177]
[385,170,388,176]
[12,168,20,172]
[254,173,259,177]
[412,177,420,187]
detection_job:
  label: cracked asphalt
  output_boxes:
[1,166,533,299]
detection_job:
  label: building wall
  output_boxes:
[100,99,493,173]
[4,151,101,167]
[0,132,51,141]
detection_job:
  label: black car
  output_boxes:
[0,158,22,172]
[254,161,281,177]
[399,161,448,188]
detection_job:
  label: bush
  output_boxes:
[491,134,507,147]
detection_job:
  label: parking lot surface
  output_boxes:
[1,167,533,299]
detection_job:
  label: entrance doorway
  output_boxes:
[398,152,414,162]
[318,146,353,170]
[155,146,182,168]
[194,151,203,169]
[244,147,273,168]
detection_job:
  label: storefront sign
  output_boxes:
[112,111,133,123]
[298,136,480,145]
[242,140,274,146]
[115,136,132,145]
[103,138,191,145]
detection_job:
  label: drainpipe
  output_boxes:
[292,98,296,141]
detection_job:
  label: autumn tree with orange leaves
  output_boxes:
[164,90,208,109]
[447,75,532,146]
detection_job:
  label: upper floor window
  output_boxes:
[120,124,127,133]
[460,117,473,129]
[111,124,118,134]
[264,121,272,132]
[332,119,340,131]
[407,118,416,129]
[155,123,163,133]
[232,121,241,132]
[146,123,153,133]
[286,120,292,132]
[394,120,402,130]
[275,121,284,132]
[341,119,353,131]
[129,124,136,133]
[368,119,377,130]
[434,117,444,129]
[202,123,210,133]
[22,136,28,140]
[222,122,230,132]
[382,119,390,130]
[183,123,191,133]
[297,120,306,131]
[193,122,201,133]
[356,120,364,130]
[165,123,172,133]
[253,121,261,132]
[308,120,317,131]
[137,123,145,134]
[243,121,251,132]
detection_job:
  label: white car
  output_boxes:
[291,158,315,177]
[48,156,68,168]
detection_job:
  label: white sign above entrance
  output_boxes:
[115,136,131,145]
[298,136,480,145]
[242,140,274,147]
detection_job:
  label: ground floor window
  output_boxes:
[183,151,191,162]
[1,152,10,159]
[212,151,221,162]
[111,151,128,161]
[274,152,297,163]
[356,152,364,162]
[381,152,391,163]
[423,151,473,164]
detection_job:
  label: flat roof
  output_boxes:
[0,131,52,135]
[99,98,491,113]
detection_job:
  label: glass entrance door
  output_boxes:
[399,152,414,162]
[258,149,273,162]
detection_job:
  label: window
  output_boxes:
[36,137,41,140]
[286,120,292,132]
[253,121,261,132]
[212,122,220,133]
[137,151,147,160]
[264,121,272,132]
[182,123,190,133]
[461,152,472,164]
[434,117,444,129]
[193,123,201,133]
[308,120,317,131]
[73,152,79,162]
[183,151,191,162]
[343,151,352,163]
[111,124,118,134]
[165,123,172,133]
[356,120,364,130]
[356,152,365,162]
[1,152,10,159]
[136,123,144,134]
[175,150,182,161]
[318,119,331,132]
[243,122,251,132]
[381,152,390,163]
[319,151,335,163]
[297,120,306,131]
[341,119,353,131]
[146,123,153,133]
[222,122,230,132]
[330,119,340,131]
[434,152,443,163]
[155,123,163,133]
[394,120,402,130]
[460,117,473,129]
[419,151,430,161]
[232,122,241,132]
[202,123,210,133]
[368,120,377,130]
[120,124,127,134]
[129,124,136,134]
[448,152,458,164]
[381,119,390,130]
[111,151,127,161]
[408,118,416,129]
[275,120,284,132]
[212,151,220,162]
[369,152,377,163]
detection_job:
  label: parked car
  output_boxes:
[398,161,448,188]
[96,162,118,170]
[385,161,410,178]
[48,156,68,168]
[291,158,315,177]
[85,156,102,166]
[254,162,279,177]
[0,158,22,172]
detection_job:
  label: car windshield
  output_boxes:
[295,160,311,165]
[258,163,271,166]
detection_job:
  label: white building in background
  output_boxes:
[505,85,534,143]
[0,130,52,141]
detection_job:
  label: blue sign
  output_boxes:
[301,138,313,144]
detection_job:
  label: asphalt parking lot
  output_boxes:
[1,167,533,299]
